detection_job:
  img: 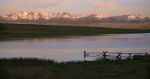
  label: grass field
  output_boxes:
[43,23,150,29]
[0,58,150,79]
[0,23,150,38]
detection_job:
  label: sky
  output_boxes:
[0,0,150,17]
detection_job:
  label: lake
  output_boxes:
[0,33,150,62]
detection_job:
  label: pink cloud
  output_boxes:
[90,0,117,10]
[20,0,73,7]
[46,0,72,6]
[2,0,73,10]
[119,8,131,14]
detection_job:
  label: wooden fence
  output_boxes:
[84,50,149,60]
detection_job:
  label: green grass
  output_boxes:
[0,58,150,79]
[0,23,150,38]
[62,23,150,29]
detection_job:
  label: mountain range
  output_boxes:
[0,12,150,24]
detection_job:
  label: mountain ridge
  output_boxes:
[0,12,150,24]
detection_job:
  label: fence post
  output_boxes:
[127,53,132,59]
[103,51,107,59]
[116,52,122,60]
[145,53,149,59]
[84,50,86,59]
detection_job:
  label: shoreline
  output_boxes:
[1,23,150,39]
[0,33,150,40]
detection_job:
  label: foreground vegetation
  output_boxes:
[0,58,150,79]
[0,23,150,38]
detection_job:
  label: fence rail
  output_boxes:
[84,50,149,60]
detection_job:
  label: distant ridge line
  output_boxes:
[0,11,150,24]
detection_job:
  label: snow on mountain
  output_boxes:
[90,14,108,19]
[54,12,72,19]
[116,14,145,21]
[0,12,149,23]
[0,12,106,20]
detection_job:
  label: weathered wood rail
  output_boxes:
[84,50,149,60]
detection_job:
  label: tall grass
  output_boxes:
[0,57,149,79]
[0,58,56,66]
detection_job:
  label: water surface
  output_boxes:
[0,33,150,62]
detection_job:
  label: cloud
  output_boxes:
[52,0,72,6]
[1,3,18,12]
[90,0,117,10]
[119,8,131,14]
[2,0,73,10]
[21,0,72,7]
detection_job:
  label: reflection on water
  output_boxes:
[0,33,150,62]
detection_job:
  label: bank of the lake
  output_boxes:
[0,23,150,38]
[0,58,150,79]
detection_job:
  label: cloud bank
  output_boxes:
[90,0,117,10]
[119,8,131,14]
[2,0,73,10]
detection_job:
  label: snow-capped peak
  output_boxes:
[0,11,149,23]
